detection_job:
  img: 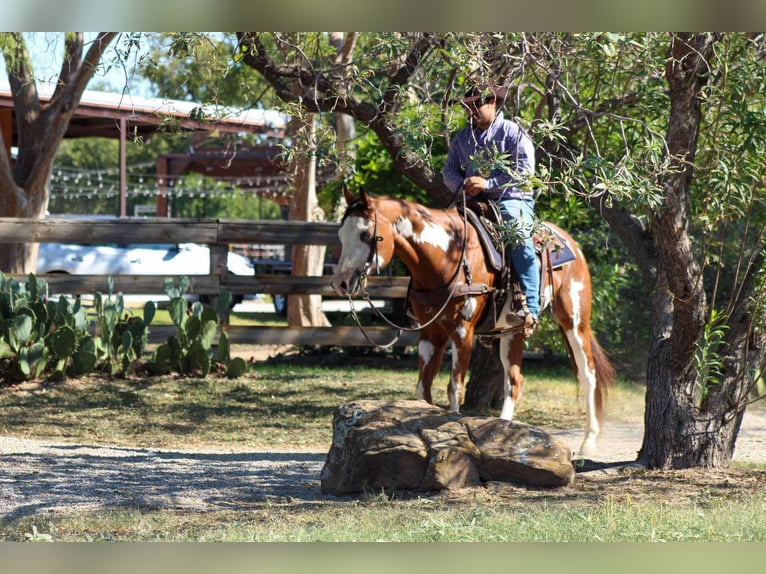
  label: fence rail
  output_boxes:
[0,217,416,347]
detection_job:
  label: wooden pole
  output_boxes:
[0,109,13,164]
[119,118,127,217]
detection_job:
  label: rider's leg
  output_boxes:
[509,237,540,320]
[498,198,540,322]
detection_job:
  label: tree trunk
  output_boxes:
[463,338,505,412]
[0,32,117,273]
[637,33,757,469]
[287,114,330,328]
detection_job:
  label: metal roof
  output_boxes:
[0,81,287,142]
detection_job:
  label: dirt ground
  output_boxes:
[1,401,764,520]
[1,344,765,519]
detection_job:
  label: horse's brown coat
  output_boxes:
[331,189,615,456]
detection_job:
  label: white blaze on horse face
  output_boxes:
[332,215,372,295]
[395,216,453,252]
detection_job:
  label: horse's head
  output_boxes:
[331,187,395,297]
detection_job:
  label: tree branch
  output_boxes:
[237,32,452,204]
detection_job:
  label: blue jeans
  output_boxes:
[497,197,540,319]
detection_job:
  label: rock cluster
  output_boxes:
[320,400,574,495]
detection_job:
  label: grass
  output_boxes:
[5,482,766,542]
[0,347,764,542]
[0,353,641,451]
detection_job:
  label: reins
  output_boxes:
[346,188,478,348]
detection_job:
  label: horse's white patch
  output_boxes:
[541,283,554,311]
[449,339,461,411]
[455,323,467,341]
[568,280,585,343]
[416,340,435,401]
[498,335,515,420]
[395,217,414,238]
[396,216,452,252]
[418,339,435,366]
[500,396,516,420]
[460,297,477,320]
[563,279,600,447]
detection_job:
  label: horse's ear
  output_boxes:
[343,184,356,205]
[359,187,369,205]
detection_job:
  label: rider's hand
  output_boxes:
[464,176,487,196]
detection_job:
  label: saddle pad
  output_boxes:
[539,224,576,268]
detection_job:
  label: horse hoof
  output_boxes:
[576,438,598,459]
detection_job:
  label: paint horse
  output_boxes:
[330,188,615,456]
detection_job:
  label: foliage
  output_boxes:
[0,272,147,381]
[693,308,730,402]
[144,278,248,378]
[138,33,277,110]
[0,272,245,382]
[92,277,155,376]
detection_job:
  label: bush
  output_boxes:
[0,272,247,382]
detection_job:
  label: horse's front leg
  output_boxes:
[416,331,448,406]
[498,333,526,420]
[447,324,477,412]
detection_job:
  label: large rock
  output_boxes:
[320,400,574,495]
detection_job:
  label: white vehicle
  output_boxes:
[37,242,254,278]
[36,242,254,304]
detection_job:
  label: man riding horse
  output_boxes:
[443,82,540,335]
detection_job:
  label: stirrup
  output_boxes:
[521,313,537,337]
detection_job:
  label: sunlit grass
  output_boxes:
[4,494,766,542]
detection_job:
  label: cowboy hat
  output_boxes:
[450,83,508,108]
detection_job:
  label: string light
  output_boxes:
[49,162,336,202]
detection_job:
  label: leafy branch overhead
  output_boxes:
[232,32,766,468]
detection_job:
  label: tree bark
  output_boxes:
[637,33,752,469]
[464,338,505,412]
[287,114,331,328]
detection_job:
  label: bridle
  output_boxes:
[343,192,475,348]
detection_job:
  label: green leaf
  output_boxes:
[168,297,187,329]
[70,350,98,376]
[226,357,248,379]
[49,325,77,359]
[217,332,230,363]
[143,300,156,325]
[12,313,34,346]
[199,320,217,350]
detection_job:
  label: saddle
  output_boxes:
[459,200,577,335]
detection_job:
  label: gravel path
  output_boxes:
[1,409,764,519]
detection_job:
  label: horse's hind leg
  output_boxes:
[498,333,526,420]
[416,332,448,406]
[562,324,600,457]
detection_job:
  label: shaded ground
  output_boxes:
[1,407,764,520]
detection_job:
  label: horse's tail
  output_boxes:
[590,333,616,425]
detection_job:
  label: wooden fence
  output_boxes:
[0,217,417,347]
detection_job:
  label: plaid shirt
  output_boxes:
[443,112,535,202]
